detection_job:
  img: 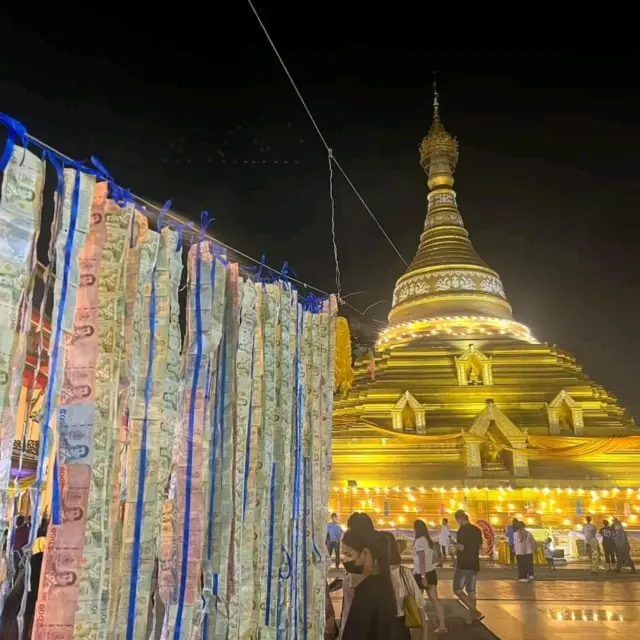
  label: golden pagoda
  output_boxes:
[331,87,640,544]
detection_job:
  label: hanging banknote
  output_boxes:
[0,145,44,531]
[32,166,95,639]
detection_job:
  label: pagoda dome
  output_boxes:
[389,86,513,331]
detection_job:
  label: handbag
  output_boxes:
[399,566,423,629]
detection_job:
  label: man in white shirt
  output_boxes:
[438,517,451,566]
[582,516,600,572]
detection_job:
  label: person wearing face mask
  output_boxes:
[340,529,397,640]
[339,512,375,638]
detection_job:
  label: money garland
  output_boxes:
[0,145,44,543]
[32,166,95,637]
[0,120,338,640]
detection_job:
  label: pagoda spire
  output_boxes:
[388,84,513,327]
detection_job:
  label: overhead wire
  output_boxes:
[246,0,409,268]
[23,132,385,323]
[327,148,342,300]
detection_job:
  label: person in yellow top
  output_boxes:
[32,520,48,554]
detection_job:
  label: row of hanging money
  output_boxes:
[0,146,337,640]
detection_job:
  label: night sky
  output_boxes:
[1,10,640,417]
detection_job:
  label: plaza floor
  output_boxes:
[330,565,640,639]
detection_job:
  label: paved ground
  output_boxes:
[330,565,640,639]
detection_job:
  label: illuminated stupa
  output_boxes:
[331,88,640,534]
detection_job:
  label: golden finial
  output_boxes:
[419,73,458,174]
[432,71,440,119]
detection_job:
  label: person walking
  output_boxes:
[599,520,616,571]
[506,518,518,566]
[438,518,451,567]
[339,512,375,638]
[451,510,484,626]
[613,520,636,573]
[340,529,397,640]
[379,531,426,639]
[514,522,535,582]
[412,520,447,634]
[326,513,342,570]
[582,516,599,573]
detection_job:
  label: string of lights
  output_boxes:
[246,0,409,268]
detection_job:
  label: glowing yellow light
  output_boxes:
[408,495,416,502]
[364,487,370,494]
[490,516,499,524]
[542,487,550,495]
[390,521,396,527]
[374,508,381,514]
[541,501,547,509]
[452,487,458,493]
[403,505,409,513]
[378,519,385,526]
[342,488,348,494]
[394,487,400,493]
[428,521,436,527]
[384,487,389,494]
[622,522,628,528]
[398,516,405,523]
[419,487,425,493]
[578,488,584,495]
[333,487,339,492]
[516,513,524,519]
[563,519,571,526]
[555,508,562,514]
[630,514,637,522]
[601,490,608,497]
[526,517,534,525]
[508,503,515,510]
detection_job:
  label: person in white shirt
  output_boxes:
[412,519,447,633]
[582,516,600,572]
[379,531,425,639]
[438,518,451,566]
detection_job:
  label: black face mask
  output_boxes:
[343,559,364,574]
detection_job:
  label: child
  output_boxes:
[544,537,555,570]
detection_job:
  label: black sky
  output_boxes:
[1,9,640,417]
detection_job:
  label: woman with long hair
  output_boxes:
[340,529,397,639]
[514,521,535,582]
[379,531,427,639]
[412,520,447,633]
[339,512,375,638]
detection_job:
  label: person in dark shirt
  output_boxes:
[600,520,616,570]
[452,510,484,625]
[341,528,397,640]
[12,516,28,552]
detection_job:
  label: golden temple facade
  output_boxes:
[331,90,640,534]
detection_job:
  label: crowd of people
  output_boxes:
[326,510,637,638]
[326,510,483,639]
